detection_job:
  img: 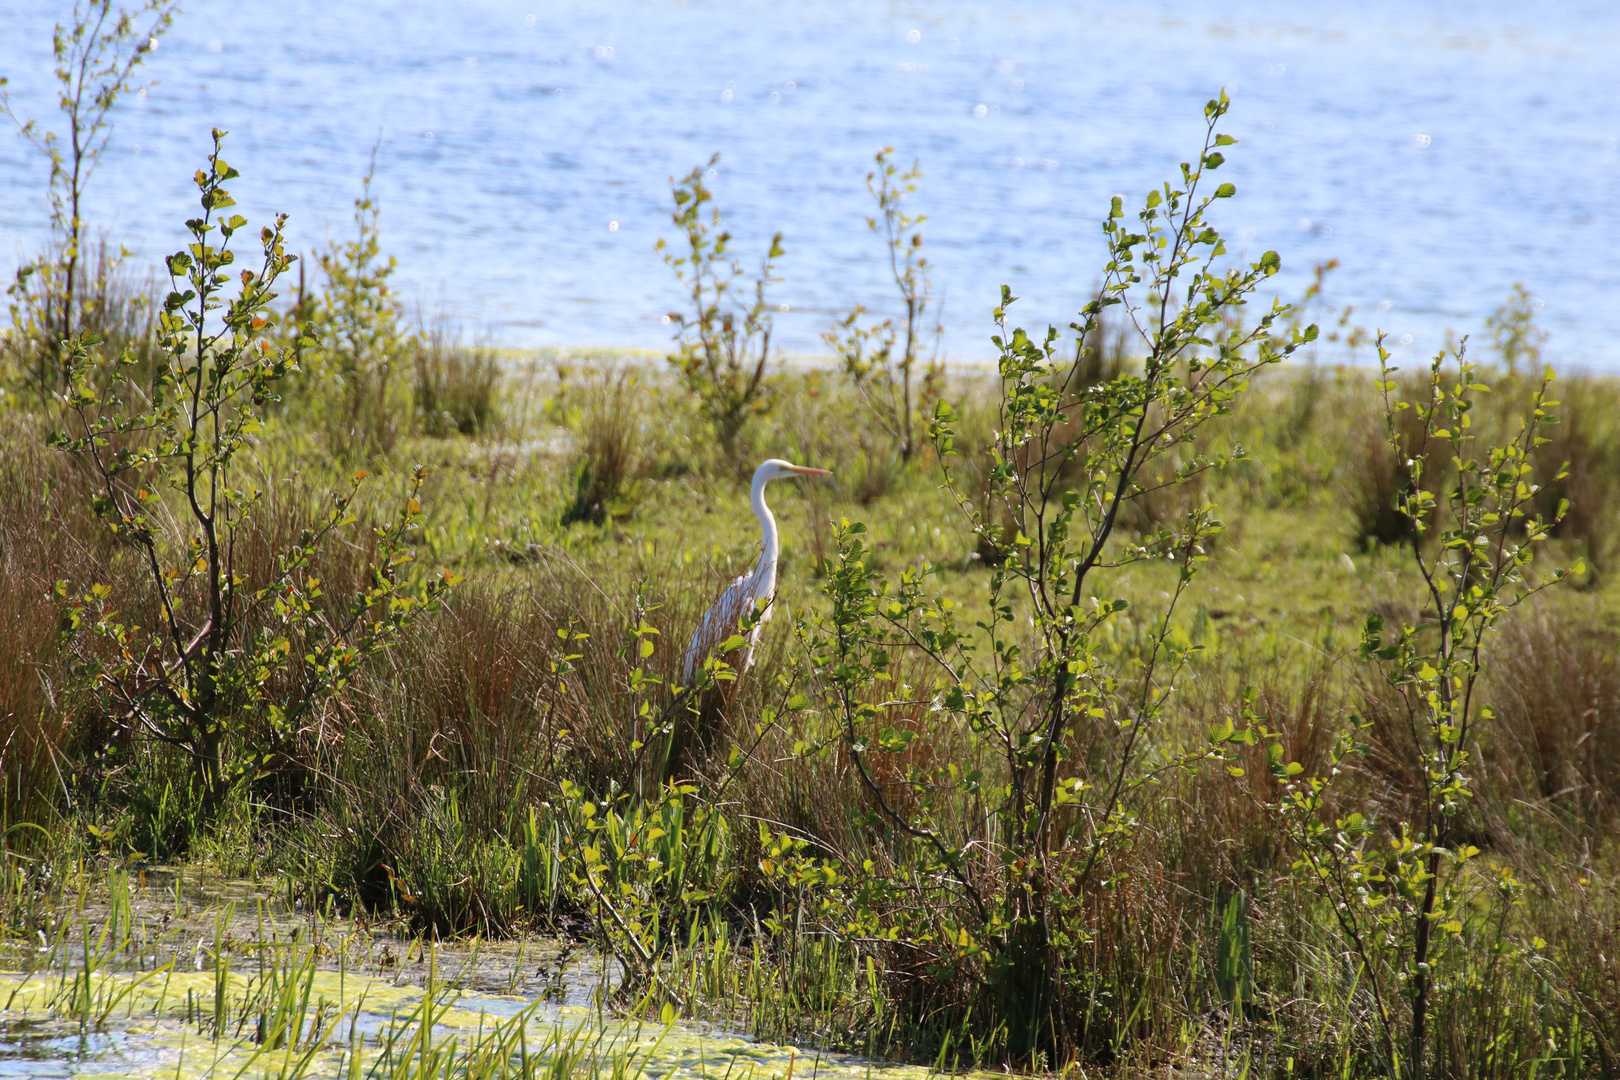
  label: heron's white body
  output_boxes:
[682,459,827,683]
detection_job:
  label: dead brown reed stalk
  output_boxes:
[0,562,73,836]
[1550,877,1620,1070]
[0,415,132,830]
[1177,649,1350,884]
[1349,604,1620,854]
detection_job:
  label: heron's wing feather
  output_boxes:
[683,566,764,682]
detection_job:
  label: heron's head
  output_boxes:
[753,458,833,486]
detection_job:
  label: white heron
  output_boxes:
[681,458,832,684]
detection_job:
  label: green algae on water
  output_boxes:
[1,960,944,1080]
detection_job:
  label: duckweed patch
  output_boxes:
[1,913,950,1080]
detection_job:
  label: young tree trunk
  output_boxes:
[996,908,1058,1063]
[1409,846,1442,1074]
[61,120,84,392]
[197,711,227,815]
[900,296,917,463]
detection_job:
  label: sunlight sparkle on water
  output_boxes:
[0,0,1614,364]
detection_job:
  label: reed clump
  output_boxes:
[413,325,501,437]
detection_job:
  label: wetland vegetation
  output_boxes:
[3,6,1619,1078]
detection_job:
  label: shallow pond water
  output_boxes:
[0,867,947,1080]
[0,970,937,1079]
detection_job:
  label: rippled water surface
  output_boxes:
[1,0,1616,365]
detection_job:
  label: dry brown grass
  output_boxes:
[1176,648,1350,884]
[1478,610,1620,833]
[0,415,127,832]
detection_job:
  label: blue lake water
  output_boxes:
[1,0,1617,367]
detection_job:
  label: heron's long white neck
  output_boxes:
[750,470,780,595]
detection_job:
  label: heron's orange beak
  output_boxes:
[787,465,833,477]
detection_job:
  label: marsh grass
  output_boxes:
[1529,374,1620,581]
[555,364,649,526]
[3,361,1607,1075]
[3,359,1617,1075]
[2,236,164,408]
[413,323,501,438]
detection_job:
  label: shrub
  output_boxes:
[790,94,1314,1064]
[1245,339,1571,1076]
[964,303,1132,562]
[0,0,176,404]
[1342,367,1444,549]
[1485,282,1547,378]
[825,148,943,464]
[659,154,782,469]
[285,163,417,460]
[3,236,163,410]
[49,133,454,817]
